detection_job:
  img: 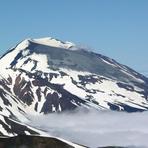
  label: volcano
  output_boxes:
[0,37,148,147]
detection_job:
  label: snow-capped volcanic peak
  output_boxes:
[31,37,75,49]
[0,36,148,117]
[1,37,148,147]
[0,37,76,70]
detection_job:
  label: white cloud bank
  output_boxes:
[26,109,148,148]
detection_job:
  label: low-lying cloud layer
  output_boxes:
[26,109,148,147]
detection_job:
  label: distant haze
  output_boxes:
[26,109,148,147]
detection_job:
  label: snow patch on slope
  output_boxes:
[0,39,30,69]
[31,37,75,49]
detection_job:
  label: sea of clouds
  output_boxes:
[26,108,148,148]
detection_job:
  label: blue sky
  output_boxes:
[0,0,148,74]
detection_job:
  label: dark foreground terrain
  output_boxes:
[0,135,126,148]
[0,135,74,148]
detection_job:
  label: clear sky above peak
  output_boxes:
[0,0,148,75]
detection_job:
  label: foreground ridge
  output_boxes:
[0,135,86,148]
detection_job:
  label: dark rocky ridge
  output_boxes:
[0,135,128,148]
[0,135,75,148]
